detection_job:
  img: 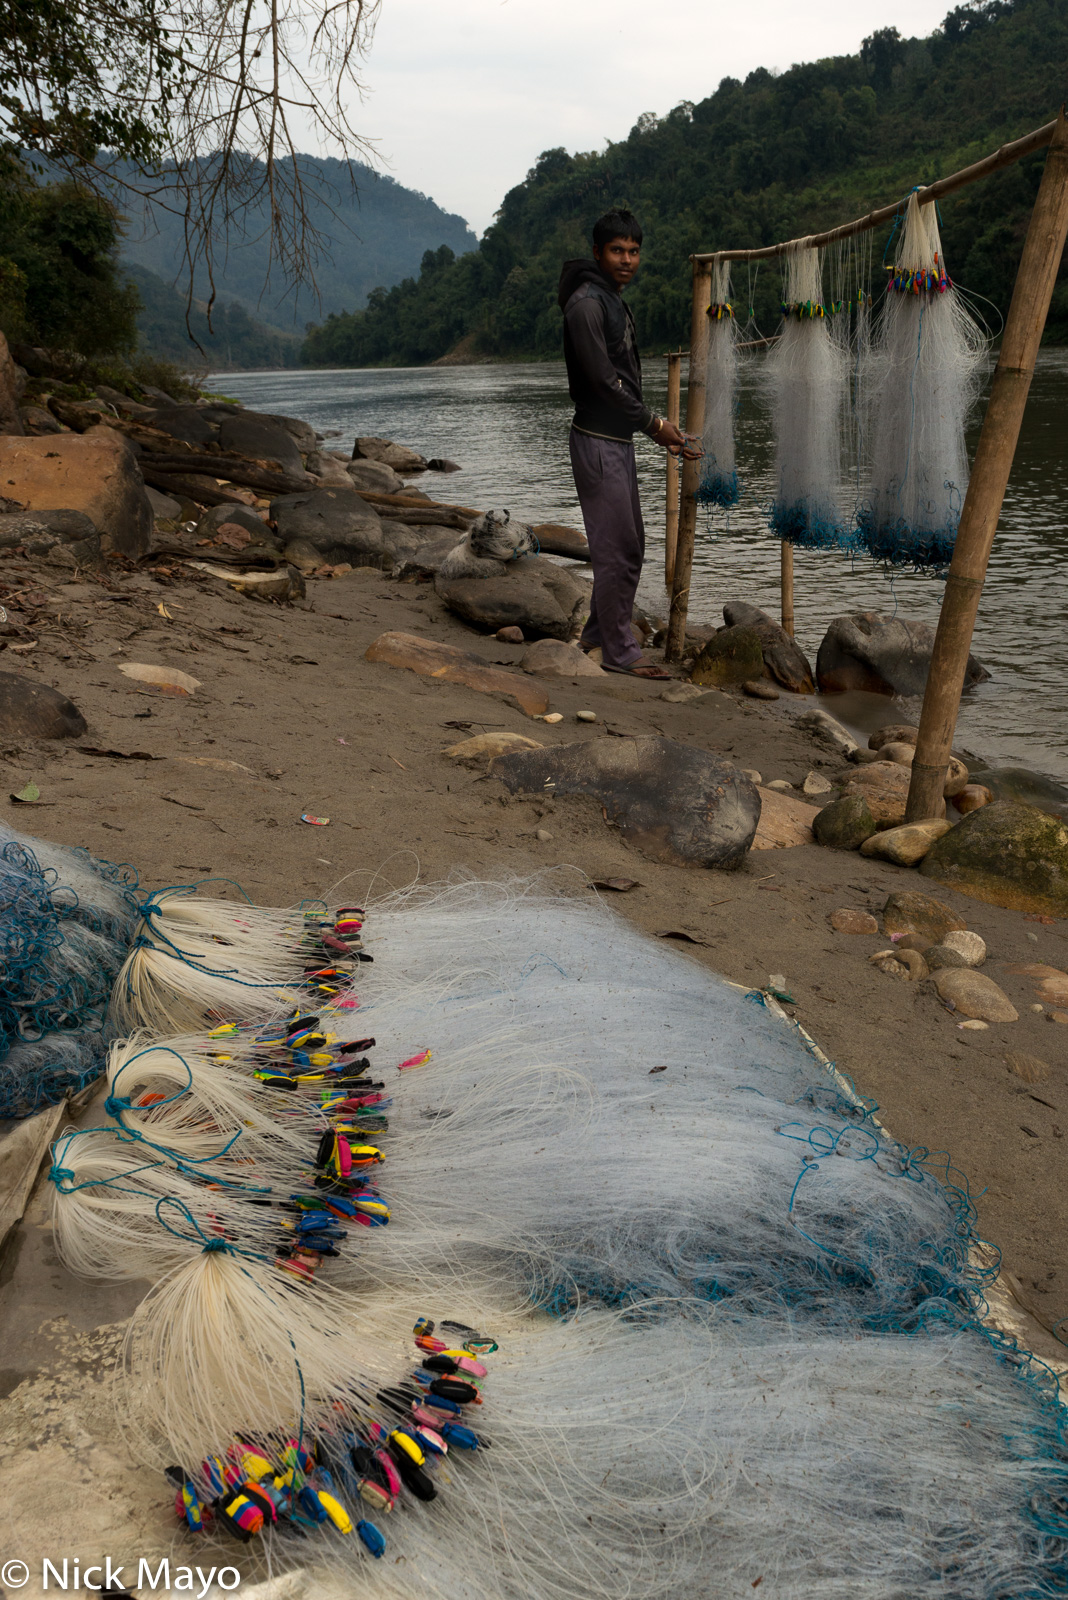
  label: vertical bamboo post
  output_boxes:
[664,350,682,587]
[780,542,795,636]
[666,260,713,663]
[906,109,1068,821]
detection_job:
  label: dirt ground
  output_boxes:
[0,535,1065,1585]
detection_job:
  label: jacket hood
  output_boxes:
[557,258,616,310]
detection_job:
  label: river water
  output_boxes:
[214,355,1068,782]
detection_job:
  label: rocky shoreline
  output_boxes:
[0,366,1066,1569]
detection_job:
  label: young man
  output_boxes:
[558,208,698,678]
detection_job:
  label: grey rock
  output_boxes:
[197,502,273,538]
[520,639,605,678]
[19,404,64,435]
[869,723,919,751]
[305,449,355,488]
[882,889,965,944]
[817,611,990,697]
[932,967,1018,1023]
[270,489,389,568]
[347,458,405,495]
[924,945,971,971]
[144,405,218,447]
[794,707,858,758]
[0,509,103,569]
[436,555,590,642]
[742,679,780,700]
[354,436,427,473]
[722,600,816,693]
[427,457,462,472]
[382,524,459,580]
[218,413,305,475]
[491,736,760,869]
[813,793,878,850]
[145,486,182,520]
[690,625,764,688]
[259,412,317,453]
[0,670,87,738]
[139,384,182,407]
[530,523,591,562]
[967,765,1068,822]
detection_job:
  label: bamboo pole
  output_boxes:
[692,118,1058,264]
[664,350,682,586]
[665,262,713,663]
[905,109,1068,822]
[780,542,795,636]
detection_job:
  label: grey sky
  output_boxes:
[358,0,957,234]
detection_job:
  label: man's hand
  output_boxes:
[656,420,703,459]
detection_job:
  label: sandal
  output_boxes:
[601,658,672,680]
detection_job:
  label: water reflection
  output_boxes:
[215,352,1068,779]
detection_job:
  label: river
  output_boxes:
[213,354,1068,783]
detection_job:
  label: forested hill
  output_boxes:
[115,156,477,335]
[302,0,1068,367]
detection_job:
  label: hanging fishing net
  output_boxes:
[697,259,740,507]
[765,242,851,550]
[856,194,987,569]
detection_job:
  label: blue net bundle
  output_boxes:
[696,262,741,508]
[0,828,138,1118]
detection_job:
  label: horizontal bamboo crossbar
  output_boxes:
[692,117,1059,263]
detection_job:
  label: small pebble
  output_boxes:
[958,1019,989,1031]
[742,679,779,700]
[741,769,763,786]
[576,710,597,723]
[766,779,794,792]
[496,625,525,643]
[940,930,986,967]
[540,712,563,724]
[1031,1003,1045,1013]
[1026,931,1039,942]
[535,828,553,842]
[802,770,834,797]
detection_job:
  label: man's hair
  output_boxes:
[592,209,643,251]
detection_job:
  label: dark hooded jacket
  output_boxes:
[558,259,655,442]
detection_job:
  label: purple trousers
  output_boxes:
[569,429,645,669]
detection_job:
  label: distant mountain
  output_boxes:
[125,262,302,370]
[113,155,477,336]
[300,0,1068,366]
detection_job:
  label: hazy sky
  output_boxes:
[358,0,956,234]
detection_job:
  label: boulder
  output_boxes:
[752,787,820,850]
[196,503,276,544]
[445,732,543,768]
[920,800,1068,917]
[354,436,427,474]
[813,793,878,850]
[427,457,461,472]
[530,523,591,562]
[520,639,606,678]
[743,679,780,700]
[931,968,1018,1024]
[793,707,858,758]
[346,458,405,495]
[838,760,917,828]
[262,413,317,453]
[145,486,183,521]
[491,737,760,869]
[19,404,64,436]
[383,524,461,580]
[966,766,1068,822]
[882,889,965,944]
[270,489,389,568]
[144,405,218,447]
[0,432,152,557]
[722,601,815,693]
[0,670,86,738]
[690,625,765,688]
[924,945,971,972]
[859,818,953,866]
[365,631,549,718]
[436,555,590,642]
[305,450,355,488]
[0,509,102,569]
[218,413,305,475]
[816,612,990,697]
[0,331,25,435]
[869,723,919,751]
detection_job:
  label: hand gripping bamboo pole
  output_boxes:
[664,350,682,586]
[905,109,1068,822]
[666,262,713,662]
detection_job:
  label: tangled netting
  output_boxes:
[696,260,741,508]
[0,824,138,1117]
[764,242,852,551]
[855,194,987,570]
[48,872,1068,1596]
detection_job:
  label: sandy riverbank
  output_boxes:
[0,444,1065,1579]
